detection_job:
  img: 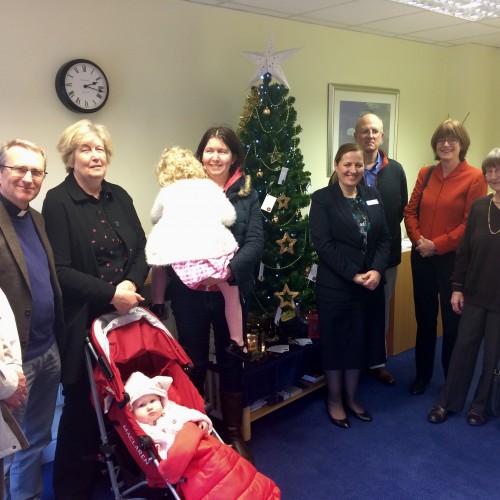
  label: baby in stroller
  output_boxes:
[124,370,280,499]
[145,146,251,361]
[125,371,212,460]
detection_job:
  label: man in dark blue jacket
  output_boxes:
[355,114,408,385]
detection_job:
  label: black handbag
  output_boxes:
[488,358,500,417]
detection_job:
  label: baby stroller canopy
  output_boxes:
[88,307,205,493]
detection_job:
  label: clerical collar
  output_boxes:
[0,193,30,217]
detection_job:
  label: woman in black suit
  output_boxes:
[42,120,149,499]
[310,143,390,429]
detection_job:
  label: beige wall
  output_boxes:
[1,0,499,231]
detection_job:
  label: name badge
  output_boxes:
[366,199,379,206]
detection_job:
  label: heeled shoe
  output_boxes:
[325,400,350,429]
[346,405,373,422]
[328,413,351,429]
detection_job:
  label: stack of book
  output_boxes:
[296,372,325,388]
[277,385,303,401]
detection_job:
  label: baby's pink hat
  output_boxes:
[125,371,173,406]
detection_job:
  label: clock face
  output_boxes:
[55,59,109,113]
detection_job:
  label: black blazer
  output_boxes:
[310,182,390,290]
[42,173,149,384]
[0,203,65,359]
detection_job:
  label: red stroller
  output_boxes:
[86,306,280,499]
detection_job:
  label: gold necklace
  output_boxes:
[488,197,500,235]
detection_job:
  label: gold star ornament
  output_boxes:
[269,146,282,164]
[276,232,297,254]
[274,283,299,310]
[276,193,290,209]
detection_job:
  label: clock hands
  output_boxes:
[83,84,105,92]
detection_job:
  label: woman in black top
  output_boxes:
[42,119,148,500]
[168,126,263,463]
[310,143,390,429]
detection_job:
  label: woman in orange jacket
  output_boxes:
[404,119,487,395]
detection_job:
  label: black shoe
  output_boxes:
[328,414,350,429]
[325,400,350,428]
[427,405,448,423]
[150,303,166,319]
[225,340,252,361]
[466,410,486,426]
[410,379,429,395]
[226,428,255,462]
[346,405,372,422]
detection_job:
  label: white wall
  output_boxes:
[1,0,499,231]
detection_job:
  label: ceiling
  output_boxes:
[182,0,500,48]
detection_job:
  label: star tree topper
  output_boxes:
[242,31,301,89]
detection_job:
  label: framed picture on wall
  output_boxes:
[327,84,400,176]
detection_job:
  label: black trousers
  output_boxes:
[438,303,500,414]
[411,249,460,381]
[169,276,246,395]
[53,377,100,500]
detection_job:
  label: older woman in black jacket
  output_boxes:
[310,143,390,429]
[427,148,500,426]
[42,120,149,500]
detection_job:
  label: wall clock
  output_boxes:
[55,59,109,113]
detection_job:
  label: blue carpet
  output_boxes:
[42,341,500,499]
[250,343,500,499]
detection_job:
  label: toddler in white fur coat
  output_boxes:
[146,147,250,361]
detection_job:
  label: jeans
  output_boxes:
[169,277,246,395]
[4,341,60,500]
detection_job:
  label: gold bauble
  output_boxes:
[257,169,264,178]
[272,215,279,223]
[262,107,271,116]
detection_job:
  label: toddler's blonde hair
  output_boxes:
[156,146,206,187]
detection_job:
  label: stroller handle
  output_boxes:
[85,336,114,381]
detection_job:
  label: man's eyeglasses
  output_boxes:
[359,129,381,137]
[1,165,47,179]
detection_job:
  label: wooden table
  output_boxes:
[386,248,442,356]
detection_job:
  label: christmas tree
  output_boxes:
[237,73,317,328]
